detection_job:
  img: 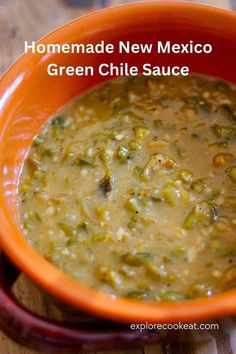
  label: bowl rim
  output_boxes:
[1,1,236,324]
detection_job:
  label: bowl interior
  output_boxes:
[0,2,236,323]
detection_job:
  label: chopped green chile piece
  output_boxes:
[162,183,181,207]
[19,74,236,302]
[51,116,65,127]
[146,262,167,279]
[178,169,193,184]
[94,207,110,222]
[134,126,150,140]
[151,189,163,202]
[33,135,44,146]
[225,166,236,182]
[23,220,33,231]
[184,212,198,229]
[117,145,130,163]
[75,154,98,167]
[191,179,206,194]
[125,197,141,213]
[141,153,176,181]
[34,212,42,222]
[92,233,106,242]
[66,235,78,247]
[99,173,114,195]
[161,291,186,302]
[78,220,89,231]
[95,266,122,288]
[184,201,217,229]
[211,124,223,138]
[58,222,78,237]
[121,252,154,266]
[129,140,141,151]
[170,246,185,256]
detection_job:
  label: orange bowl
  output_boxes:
[0,2,236,324]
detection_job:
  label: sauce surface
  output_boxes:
[19,75,236,302]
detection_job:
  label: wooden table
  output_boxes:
[0,0,236,353]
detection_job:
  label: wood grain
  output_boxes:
[0,0,235,353]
